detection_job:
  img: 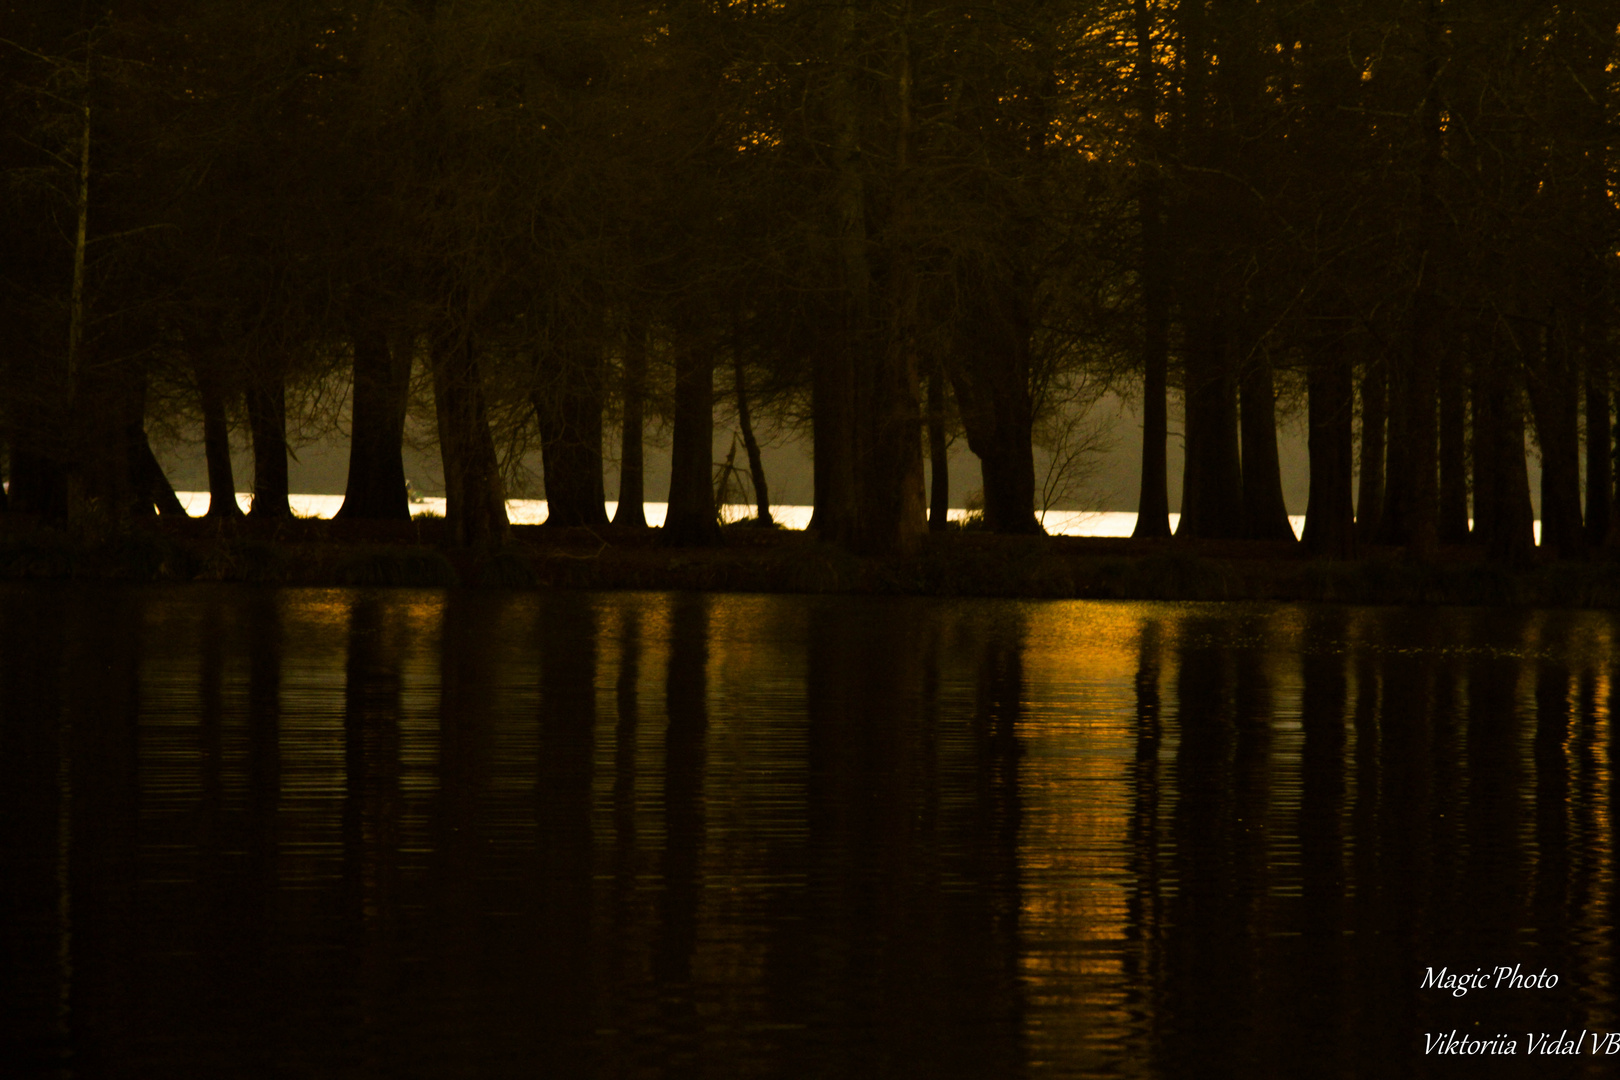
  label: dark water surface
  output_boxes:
[3,586,1619,1078]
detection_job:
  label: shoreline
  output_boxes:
[0,515,1614,608]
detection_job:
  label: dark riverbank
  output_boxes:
[0,514,1615,607]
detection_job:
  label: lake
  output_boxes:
[1,586,1614,1078]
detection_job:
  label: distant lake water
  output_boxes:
[174,493,1238,537]
[1,587,1613,1077]
[176,496,1547,544]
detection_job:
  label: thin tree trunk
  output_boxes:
[1131,0,1171,540]
[1239,357,1294,540]
[1375,360,1409,545]
[1356,359,1386,541]
[734,352,772,526]
[1527,321,1585,559]
[198,360,241,519]
[613,324,647,528]
[338,323,411,520]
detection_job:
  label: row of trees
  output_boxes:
[2,1,1618,559]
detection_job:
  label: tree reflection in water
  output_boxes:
[1,586,1618,1079]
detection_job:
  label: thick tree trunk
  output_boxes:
[1303,341,1357,559]
[133,430,185,516]
[1476,344,1536,564]
[1527,322,1585,559]
[429,331,508,548]
[948,272,1041,536]
[1405,347,1439,559]
[809,338,858,540]
[1239,357,1293,540]
[535,344,609,528]
[338,323,411,520]
[197,359,242,519]
[866,13,928,555]
[1176,314,1243,539]
[71,360,144,520]
[927,364,949,532]
[613,325,647,528]
[246,356,291,519]
[663,341,720,546]
[810,13,867,544]
[1356,360,1386,541]
[1437,342,1468,544]
[8,447,67,517]
[854,325,928,553]
[1470,347,1498,546]
[1402,0,1442,562]
[1586,363,1611,548]
[734,354,772,526]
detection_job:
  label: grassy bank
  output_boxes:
[1,514,1618,608]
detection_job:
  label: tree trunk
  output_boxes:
[1404,344,1439,559]
[535,343,609,528]
[1375,360,1410,545]
[663,340,720,546]
[1356,359,1386,542]
[927,364,949,532]
[1437,342,1468,544]
[429,331,508,548]
[1477,343,1536,564]
[948,272,1041,536]
[1239,357,1294,540]
[197,359,242,519]
[1303,340,1357,559]
[337,323,411,520]
[70,359,144,520]
[246,355,291,519]
[8,447,67,517]
[1402,0,1442,562]
[1586,362,1611,548]
[1133,320,1172,538]
[1131,0,1171,541]
[734,353,772,526]
[613,324,647,528]
[133,430,185,516]
[809,335,858,540]
[1470,345,1498,546]
[1527,321,1585,559]
[1176,314,1244,539]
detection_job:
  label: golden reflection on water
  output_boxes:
[12,587,1620,1077]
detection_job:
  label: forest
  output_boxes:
[2,0,1616,561]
